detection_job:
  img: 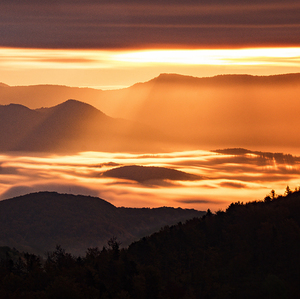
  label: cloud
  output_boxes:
[220,181,246,188]
[176,198,225,205]
[0,1,299,48]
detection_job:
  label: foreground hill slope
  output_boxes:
[126,190,300,298]
[1,189,299,298]
[0,192,204,255]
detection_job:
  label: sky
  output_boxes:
[0,0,300,88]
[1,1,300,209]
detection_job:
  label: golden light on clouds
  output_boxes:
[113,48,300,66]
[0,46,300,89]
[1,47,300,69]
[1,150,299,211]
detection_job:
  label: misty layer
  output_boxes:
[1,73,300,153]
[0,149,299,210]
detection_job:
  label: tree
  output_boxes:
[284,185,292,196]
[107,237,121,260]
[270,189,276,200]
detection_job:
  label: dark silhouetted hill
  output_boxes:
[1,189,300,298]
[0,82,9,88]
[124,190,300,298]
[102,165,201,183]
[0,191,204,255]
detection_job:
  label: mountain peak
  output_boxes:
[0,82,9,88]
[47,99,108,118]
[0,103,35,114]
[55,99,96,109]
[152,73,200,83]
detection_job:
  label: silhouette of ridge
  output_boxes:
[147,72,300,86]
[0,191,204,255]
[45,99,107,116]
[0,82,9,88]
[0,99,165,153]
[1,73,300,152]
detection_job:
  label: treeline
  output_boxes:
[215,148,297,165]
[1,189,300,298]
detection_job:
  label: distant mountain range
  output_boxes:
[1,73,300,109]
[1,73,300,151]
[0,99,167,152]
[0,192,204,255]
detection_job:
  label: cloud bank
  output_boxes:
[1,1,299,48]
[0,150,299,211]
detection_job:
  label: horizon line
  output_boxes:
[1,71,300,91]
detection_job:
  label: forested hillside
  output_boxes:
[0,192,203,255]
[1,189,300,298]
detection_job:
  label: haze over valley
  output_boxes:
[1,73,300,154]
[1,1,300,296]
[1,73,300,211]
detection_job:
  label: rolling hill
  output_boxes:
[0,191,204,255]
[0,99,167,152]
[1,187,300,298]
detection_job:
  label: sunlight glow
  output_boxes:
[1,46,299,89]
[114,48,300,66]
[1,47,300,70]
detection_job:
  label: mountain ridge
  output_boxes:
[1,187,300,297]
[0,191,205,255]
[3,72,300,92]
[1,72,300,108]
[0,99,166,152]
[1,73,300,152]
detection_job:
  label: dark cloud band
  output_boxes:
[0,1,299,48]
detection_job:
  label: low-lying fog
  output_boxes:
[1,149,299,211]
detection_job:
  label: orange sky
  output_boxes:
[1,1,300,210]
[1,1,300,88]
[0,47,300,89]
